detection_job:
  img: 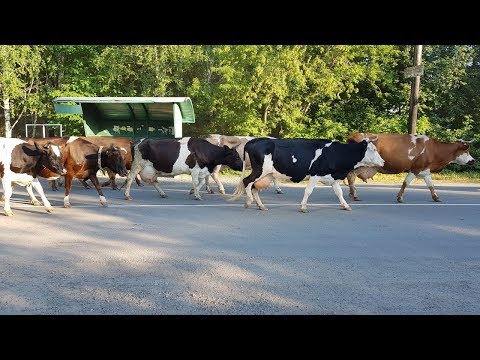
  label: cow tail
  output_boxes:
[229,155,247,201]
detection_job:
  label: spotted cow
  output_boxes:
[346,132,475,202]
[230,137,384,212]
[0,137,65,216]
[124,137,243,201]
[201,134,283,195]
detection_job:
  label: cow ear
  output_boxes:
[33,141,45,152]
[223,145,230,151]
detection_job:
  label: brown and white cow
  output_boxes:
[346,132,475,202]
[124,137,243,201]
[61,137,128,208]
[0,137,65,216]
[201,134,283,194]
[25,136,141,191]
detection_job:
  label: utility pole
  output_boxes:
[406,45,423,135]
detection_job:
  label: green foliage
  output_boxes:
[0,44,478,177]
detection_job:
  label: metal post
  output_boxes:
[408,45,423,135]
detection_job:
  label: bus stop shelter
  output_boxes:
[52,97,195,141]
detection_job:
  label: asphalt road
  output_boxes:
[1,175,480,314]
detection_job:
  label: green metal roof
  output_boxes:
[53,96,195,123]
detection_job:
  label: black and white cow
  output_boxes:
[230,137,384,212]
[202,134,283,194]
[0,137,65,216]
[123,137,243,201]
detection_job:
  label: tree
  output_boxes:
[0,45,43,137]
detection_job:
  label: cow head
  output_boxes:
[35,141,67,176]
[222,145,243,171]
[452,140,475,165]
[347,132,377,144]
[354,141,385,168]
[102,144,129,176]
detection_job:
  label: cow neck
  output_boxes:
[98,146,105,175]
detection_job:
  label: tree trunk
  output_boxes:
[4,98,12,138]
[32,112,38,137]
[262,102,270,124]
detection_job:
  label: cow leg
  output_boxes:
[332,180,352,211]
[49,179,58,191]
[30,178,54,213]
[0,181,15,202]
[190,169,204,200]
[272,178,283,194]
[422,174,440,202]
[79,179,91,189]
[2,174,14,216]
[251,188,267,211]
[25,183,42,206]
[152,180,167,198]
[244,182,254,208]
[124,161,143,200]
[397,172,416,203]
[209,165,224,194]
[101,168,114,189]
[135,174,144,187]
[63,174,74,208]
[346,170,359,201]
[88,174,108,206]
[300,176,320,213]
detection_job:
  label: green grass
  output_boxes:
[220,168,480,183]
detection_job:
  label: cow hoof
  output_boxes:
[300,208,309,213]
[397,198,404,203]
[125,195,133,201]
[433,197,441,202]
[195,197,203,201]
[275,189,283,194]
[244,203,250,209]
[219,189,226,195]
[160,194,168,198]
[31,200,42,206]
[344,206,352,211]
[207,189,214,194]
[64,203,71,208]
[111,185,118,190]
[4,210,14,216]
[46,207,54,213]
[258,206,268,211]
[101,202,108,207]
[189,189,194,195]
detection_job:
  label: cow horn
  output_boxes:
[364,135,378,143]
[456,139,475,144]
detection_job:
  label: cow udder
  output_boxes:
[254,174,274,190]
[356,166,378,182]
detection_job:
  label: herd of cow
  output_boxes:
[0,132,475,216]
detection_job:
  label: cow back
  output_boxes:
[81,136,133,169]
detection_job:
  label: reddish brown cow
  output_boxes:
[78,136,141,190]
[346,132,475,202]
[61,137,128,208]
[25,136,141,190]
[23,136,92,190]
